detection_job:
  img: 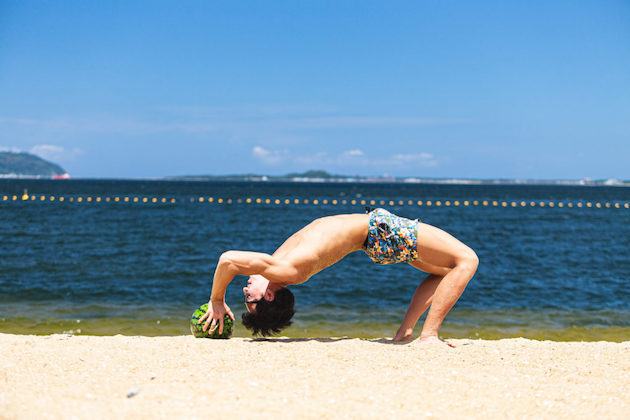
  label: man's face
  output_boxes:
[243,275,270,313]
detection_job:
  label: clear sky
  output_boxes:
[1,1,629,179]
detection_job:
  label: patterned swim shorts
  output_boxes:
[362,208,419,265]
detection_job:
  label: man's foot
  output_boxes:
[393,327,414,343]
[418,335,456,348]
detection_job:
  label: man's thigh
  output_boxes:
[415,222,474,269]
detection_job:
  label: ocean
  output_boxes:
[1,179,629,341]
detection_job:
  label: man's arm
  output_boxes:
[210,250,299,301]
[200,250,299,333]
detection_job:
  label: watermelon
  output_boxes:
[190,303,234,339]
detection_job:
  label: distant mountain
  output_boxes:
[0,152,68,178]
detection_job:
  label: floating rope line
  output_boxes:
[2,192,629,210]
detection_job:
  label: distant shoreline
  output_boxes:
[1,174,629,187]
[166,175,630,187]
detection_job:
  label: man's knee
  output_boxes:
[457,248,479,274]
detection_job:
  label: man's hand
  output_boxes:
[198,300,235,335]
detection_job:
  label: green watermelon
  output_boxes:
[190,303,234,339]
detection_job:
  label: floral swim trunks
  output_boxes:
[362,208,420,265]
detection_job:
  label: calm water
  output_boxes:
[1,179,629,341]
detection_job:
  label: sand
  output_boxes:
[0,334,628,419]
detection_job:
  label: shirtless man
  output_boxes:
[199,208,479,343]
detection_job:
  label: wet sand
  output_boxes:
[1,334,628,419]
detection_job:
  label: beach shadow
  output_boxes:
[247,336,467,347]
[248,337,355,343]
[247,337,411,345]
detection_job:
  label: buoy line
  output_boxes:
[2,193,629,210]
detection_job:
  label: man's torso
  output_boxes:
[272,213,369,281]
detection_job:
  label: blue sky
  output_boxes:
[1,1,629,179]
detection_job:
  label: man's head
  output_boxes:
[241,275,295,336]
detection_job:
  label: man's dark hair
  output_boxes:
[241,287,295,336]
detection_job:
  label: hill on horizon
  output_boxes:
[0,152,67,177]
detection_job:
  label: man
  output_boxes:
[199,207,478,344]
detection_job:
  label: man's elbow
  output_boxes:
[218,251,239,270]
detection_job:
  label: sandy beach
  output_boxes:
[1,334,628,419]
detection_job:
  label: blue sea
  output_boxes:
[1,179,629,341]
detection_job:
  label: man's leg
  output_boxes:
[393,271,443,342]
[412,222,478,343]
